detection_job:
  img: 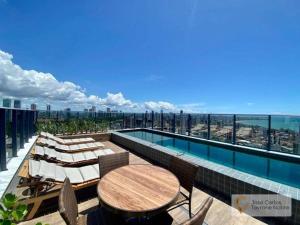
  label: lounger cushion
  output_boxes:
[29,160,41,177]
[64,167,84,184]
[39,160,56,180]
[80,165,99,181]
[35,146,45,156]
[44,147,57,158]
[83,151,96,160]
[55,165,66,182]
[60,153,74,163]
[72,152,86,162]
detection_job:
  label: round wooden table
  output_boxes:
[97,164,180,218]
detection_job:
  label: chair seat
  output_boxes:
[173,191,189,205]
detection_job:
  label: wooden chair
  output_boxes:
[149,197,213,225]
[98,151,129,178]
[168,156,199,218]
[59,178,121,225]
[181,197,213,225]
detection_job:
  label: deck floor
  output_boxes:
[20,141,266,225]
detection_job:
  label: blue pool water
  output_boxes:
[123,130,300,188]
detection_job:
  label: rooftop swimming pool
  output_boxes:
[122,130,300,189]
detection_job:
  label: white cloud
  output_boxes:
[100,92,136,108]
[247,102,254,106]
[144,101,176,111]
[0,49,178,111]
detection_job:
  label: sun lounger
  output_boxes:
[29,159,100,184]
[33,146,114,166]
[37,137,105,152]
[40,131,95,145]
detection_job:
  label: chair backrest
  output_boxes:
[59,178,78,225]
[169,156,199,194]
[181,197,213,225]
[98,151,129,178]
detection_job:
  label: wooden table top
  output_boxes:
[97,164,180,216]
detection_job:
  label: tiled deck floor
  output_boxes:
[19,141,265,225]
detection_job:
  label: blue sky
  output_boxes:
[0,0,300,113]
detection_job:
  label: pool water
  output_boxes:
[123,130,300,188]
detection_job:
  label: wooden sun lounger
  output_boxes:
[31,146,115,167]
[18,160,99,220]
[36,137,105,153]
[40,132,95,145]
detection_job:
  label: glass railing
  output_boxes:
[0,108,37,171]
[3,109,300,173]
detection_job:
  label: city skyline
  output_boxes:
[0,1,300,114]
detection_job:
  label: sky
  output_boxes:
[0,0,300,114]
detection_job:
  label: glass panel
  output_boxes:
[134,113,144,128]
[210,114,233,143]
[110,113,123,130]
[163,113,172,132]
[175,113,187,135]
[153,112,161,130]
[5,109,13,161]
[271,115,300,155]
[236,115,268,149]
[191,114,208,139]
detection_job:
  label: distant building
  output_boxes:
[46,104,51,111]
[91,106,96,112]
[64,108,71,112]
[14,100,21,109]
[3,98,12,108]
[84,108,88,112]
[31,104,37,110]
[107,108,111,113]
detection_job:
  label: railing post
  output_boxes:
[109,113,112,130]
[24,111,29,143]
[187,114,192,136]
[122,113,125,129]
[151,111,154,129]
[232,114,236,145]
[207,114,211,140]
[267,115,271,150]
[12,110,18,157]
[0,109,7,171]
[20,111,25,149]
[144,111,148,128]
[133,113,136,128]
[172,113,176,133]
[160,110,164,131]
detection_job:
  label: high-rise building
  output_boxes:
[65,108,71,112]
[107,107,111,113]
[46,104,51,111]
[14,100,21,109]
[31,104,37,110]
[91,106,96,112]
[3,98,12,108]
[84,108,88,112]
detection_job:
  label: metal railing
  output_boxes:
[1,109,300,171]
[0,107,37,171]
